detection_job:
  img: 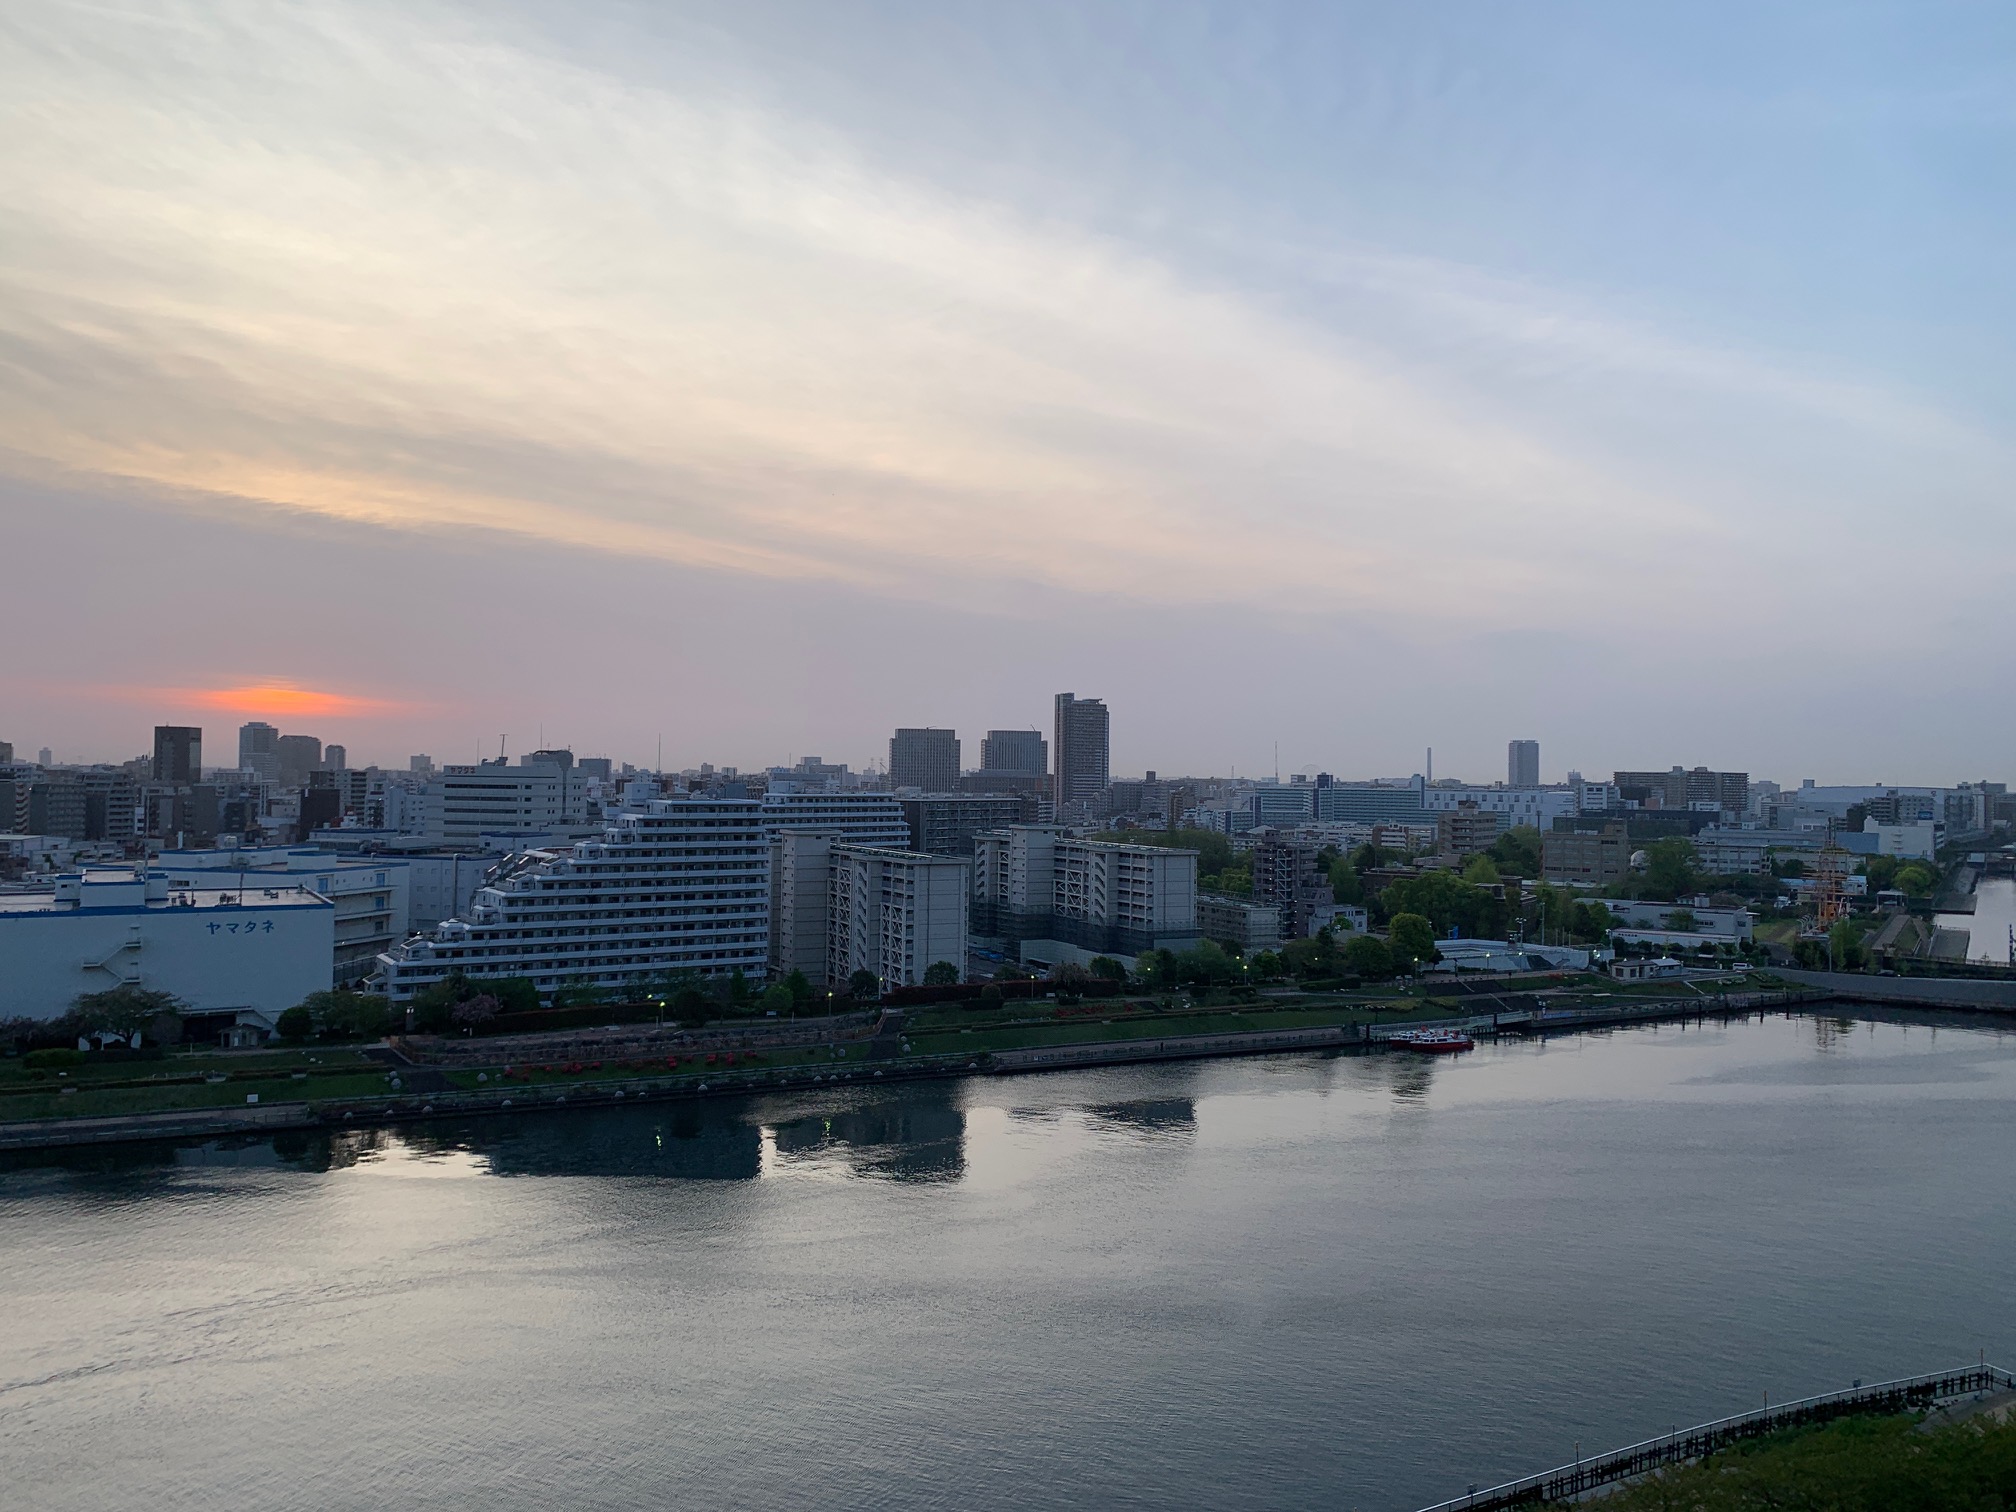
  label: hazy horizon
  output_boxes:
[5,2,2011,782]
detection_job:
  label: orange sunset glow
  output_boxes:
[182,684,400,719]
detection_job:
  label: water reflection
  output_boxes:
[413,1103,767,1180]
[1085,1097,1196,1138]
[772,1084,965,1182]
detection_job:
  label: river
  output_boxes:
[1939,875,2016,963]
[4,1011,2014,1512]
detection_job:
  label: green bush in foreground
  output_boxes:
[1599,1411,2016,1511]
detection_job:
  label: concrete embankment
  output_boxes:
[1772,968,2016,1010]
[989,1023,1359,1071]
[0,1102,318,1151]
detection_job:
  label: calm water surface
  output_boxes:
[4,1012,2014,1512]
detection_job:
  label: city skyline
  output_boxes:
[5,4,2014,779]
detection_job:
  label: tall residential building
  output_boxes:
[376,798,770,1004]
[1507,739,1540,788]
[0,742,13,764]
[410,755,434,775]
[827,844,970,990]
[1052,693,1110,811]
[979,729,1047,777]
[151,726,203,785]
[889,728,960,791]
[276,734,323,788]
[900,794,1030,856]
[972,825,1196,961]
[1614,767,1750,813]
[1251,834,1334,939]
[239,722,280,782]
[324,744,348,772]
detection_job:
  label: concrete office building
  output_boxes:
[276,734,323,789]
[376,798,770,1004]
[238,722,280,782]
[1052,693,1111,811]
[152,726,202,785]
[1437,801,1507,857]
[1541,824,1632,886]
[421,758,587,845]
[889,728,961,792]
[1197,893,1283,954]
[0,869,333,1025]
[973,825,1196,965]
[1508,740,1540,788]
[979,730,1047,777]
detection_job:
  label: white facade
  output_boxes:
[756,791,909,847]
[423,761,585,844]
[0,869,333,1021]
[1417,784,1578,830]
[158,846,411,984]
[769,828,840,985]
[973,826,1198,956]
[375,798,769,1003]
[1606,901,1754,941]
[827,845,970,989]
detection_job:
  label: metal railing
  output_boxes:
[1414,1364,2016,1512]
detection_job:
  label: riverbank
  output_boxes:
[0,978,1838,1153]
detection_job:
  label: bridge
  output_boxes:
[1414,1363,2016,1511]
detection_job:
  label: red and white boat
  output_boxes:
[1392,1029,1475,1055]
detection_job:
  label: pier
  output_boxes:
[1414,1364,2016,1511]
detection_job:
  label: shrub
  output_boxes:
[26,1047,87,1071]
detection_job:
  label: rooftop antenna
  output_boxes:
[1274,742,1279,784]
[499,734,508,762]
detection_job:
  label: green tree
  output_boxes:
[1894,863,1937,898]
[923,960,961,986]
[759,983,793,1013]
[1460,855,1501,886]
[1486,825,1543,878]
[1341,933,1393,980]
[275,1004,313,1041]
[1829,918,1867,971]
[69,985,182,1038]
[299,989,391,1041]
[1329,854,1364,905]
[847,969,880,1001]
[1387,912,1438,971]
[452,994,500,1033]
[1380,871,1505,939]
[1248,949,1283,979]
[1666,907,1700,933]
[1281,932,1343,980]
[1174,939,1237,985]
[1644,837,1699,900]
[783,968,813,1003]
[1087,955,1127,983]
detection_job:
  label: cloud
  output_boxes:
[0,0,1714,627]
[0,0,2003,652]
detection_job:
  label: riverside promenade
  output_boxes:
[1415,1364,2016,1510]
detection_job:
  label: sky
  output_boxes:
[3,1,2013,785]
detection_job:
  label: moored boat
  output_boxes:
[1393,1029,1475,1054]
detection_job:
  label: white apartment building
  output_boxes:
[770,828,841,986]
[827,844,970,990]
[422,759,587,845]
[158,846,411,984]
[771,831,971,989]
[972,826,1198,964]
[757,791,909,847]
[0,869,333,1023]
[375,798,769,1004]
